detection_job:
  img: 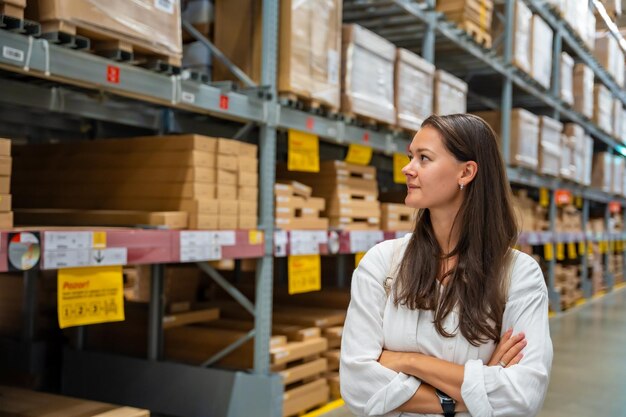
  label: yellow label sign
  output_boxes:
[539,188,549,208]
[288,130,319,172]
[599,241,607,254]
[587,241,594,256]
[544,243,554,261]
[92,232,107,249]
[575,196,583,209]
[249,230,264,245]
[568,242,577,259]
[393,153,409,184]
[355,251,366,268]
[57,266,124,329]
[288,255,321,295]
[610,240,616,252]
[345,144,373,166]
[556,242,565,261]
[579,241,586,256]
[618,240,624,252]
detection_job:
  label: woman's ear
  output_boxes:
[460,161,478,185]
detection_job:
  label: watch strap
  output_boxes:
[435,389,456,417]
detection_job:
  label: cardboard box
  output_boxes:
[25,0,182,59]
[191,213,219,229]
[283,379,329,417]
[574,63,594,118]
[219,214,238,230]
[276,217,329,230]
[0,139,10,156]
[217,138,240,155]
[0,211,12,228]
[239,200,258,215]
[0,194,11,212]
[559,134,575,180]
[277,180,312,198]
[613,100,623,138]
[594,84,613,133]
[341,24,396,124]
[217,154,238,171]
[0,385,150,417]
[561,52,574,106]
[433,70,467,115]
[238,142,258,157]
[493,0,532,74]
[0,156,11,176]
[612,156,625,195]
[530,14,553,89]
[239,186,259,201]
[238,171,259,187]
[238,215,258,229]
[14,209,187,229]
[219,200,239,216]
[539,116,563,177]
[238,156,258,173]
[473,109,539,170]
[217,169,237,185]
[583,135,593,186]
[216,184,237,200]
[592,152,613,193]
[395,48,435,130]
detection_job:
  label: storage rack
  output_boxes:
[1,0,626,416]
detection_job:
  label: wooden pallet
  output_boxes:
[329,215,380,231]
[0,13,40,35]
[39,19,181,73]
[283,379,330,417]
[459,20,492,48]
[279,92,340,116]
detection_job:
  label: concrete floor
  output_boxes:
[324,287,626,417]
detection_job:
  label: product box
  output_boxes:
[613,100,623,138]
[594,84,613,133]
[0,138,10,156]
[539,116,563,177]
[381,203,414,231]
[573,63,594,118]
[561,52,574,106]
[530,14,553,89]
[493,0,532,74]
[473,109,539,170]
[395,48,435,131]
[612,155,625,195]
[583,136,593,186]
[592,152,613,193]
[433,70,467,116]
[25,0,182,61]
[341,24,396,124]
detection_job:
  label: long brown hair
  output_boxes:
[394,114,518,346]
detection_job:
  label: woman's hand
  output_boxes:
[488,328,526,368]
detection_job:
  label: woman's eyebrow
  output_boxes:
[417,147,433,153]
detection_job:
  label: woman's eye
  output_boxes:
[407,154,413,161]
[420,155,430,161]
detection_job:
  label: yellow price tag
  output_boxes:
[575,196,583,209]
[556,242,565,260]
[544,243,554,261]
[618,240,625,252]
[599,241,607,254]
[610,240,616,252]
[587,242,594,256]
[568,242,577,259]
[345,144,373,166]
[288,130,319,172]
[288,254,321,295]
[539,188,550,208]
[92,232,107,249]
[57,266,125,329]
[355,251,366,268]
[393,153,409,184]
[248,230,264,245]
[578,241,586,256]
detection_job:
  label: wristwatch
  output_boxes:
[435,388,456,417]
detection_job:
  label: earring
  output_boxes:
[459,183,465,190]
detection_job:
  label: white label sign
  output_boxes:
[349,231,384,253]
[274,231,288,257]
[90,248,127,266]
[155,0,175,14]
[180,245,221,262]
[2,46,24,63]
[45,232,93,250]
[181,91,195,104]
[44,248,127,269]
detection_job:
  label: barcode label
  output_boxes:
[3,46,24,63]
[181,91,195,103]
[155,0,175,14]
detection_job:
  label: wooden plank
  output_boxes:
[162,308,220,329]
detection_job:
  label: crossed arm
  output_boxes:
[377,329,527,414]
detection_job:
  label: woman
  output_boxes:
[340,114,553,417]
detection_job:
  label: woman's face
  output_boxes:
[402,126,466,210]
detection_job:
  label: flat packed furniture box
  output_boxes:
[493,0,532,74]
[592,152,613,193]
[530,14,553,89]
[274,181,330,230]
[0,385,149,416]
[0,139,11,228]
[473,109,539,170]
[612,155,625,195]
[213,0,341,110]
[538,116,562,177]
[395,49,435,131]
[561,52,574,106]
[613,99,623,138]
[25,0,182,64]
[381,203,415,231]
[342,24,396,124]
[593,84,613,133]
[595,32,625,87]
[574,63,594,118]
[433,70,468,116]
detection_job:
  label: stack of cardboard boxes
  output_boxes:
[554,264,582,309]
[341,24,396,124]
[539,116,562,177]
[556,204,582,232]
[530,14,553,89]
[594,32,625,88]
[436,0,494,46]
[473,109,540,171]
[561,52,575,106]
[395,49,435,131]
[0,139,12,228]
[594,84,614,133]
[274,181,329,230]
[12,135,258,229]
[592,152,615,193]
[433,70,468,116]
[278,161,380,230]
[573,63,594,119]
[511,189,549,232]
[381,203,415,231]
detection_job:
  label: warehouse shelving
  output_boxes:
[1,0,626,416]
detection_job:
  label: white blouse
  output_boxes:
[340,234,553,417]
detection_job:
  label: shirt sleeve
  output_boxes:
[340,240,422,417]
[461,253,554,417]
